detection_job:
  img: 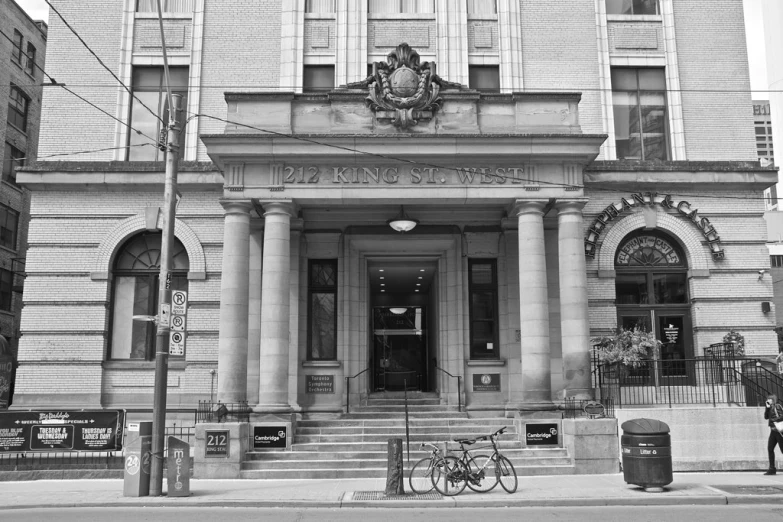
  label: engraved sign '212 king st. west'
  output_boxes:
[270,165,527,185]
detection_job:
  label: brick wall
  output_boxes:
[673,0,757,160]
[519,0,603,134]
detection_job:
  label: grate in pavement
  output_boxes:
[712,485,783,495]
[352,491,443,501]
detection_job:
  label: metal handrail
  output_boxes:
[403,379,410,463]
[345,367,370,414]
[435,366,462,413]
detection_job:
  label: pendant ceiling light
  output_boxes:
[389,307,407,315]
[387,205,418,233]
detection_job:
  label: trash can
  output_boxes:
[621,418,672,492]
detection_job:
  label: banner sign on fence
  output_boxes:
[0,410,125,452]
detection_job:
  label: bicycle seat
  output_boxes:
[454,438,476,445]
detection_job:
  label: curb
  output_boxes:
[4,495,771,510]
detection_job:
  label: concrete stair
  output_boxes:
[240,394,575,479]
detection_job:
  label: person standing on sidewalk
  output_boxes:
[764,394,783,475]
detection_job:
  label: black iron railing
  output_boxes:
[563,397,615,419]
[196,400,251,423]
[345,368,370,414]
[434,366,462,412]
[593,356,783,408]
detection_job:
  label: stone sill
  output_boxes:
[606,14,662,22]
[104,360,187,370]
[302,360,341,368]
[467,359,506,367]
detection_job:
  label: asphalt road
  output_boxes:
[3,506,783,522]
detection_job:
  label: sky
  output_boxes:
[11,0,774,96]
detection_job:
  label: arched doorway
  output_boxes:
[614,231,693,384]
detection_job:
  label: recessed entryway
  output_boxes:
[368,259,437,392]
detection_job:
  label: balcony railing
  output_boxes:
[592,355,783,408]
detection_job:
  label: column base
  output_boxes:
[253,403,294,414]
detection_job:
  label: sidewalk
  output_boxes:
[2,472,783,509]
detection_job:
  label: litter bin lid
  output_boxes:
[621,418,670,434]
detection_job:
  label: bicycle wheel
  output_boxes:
[465,454,499,493]
[495,455,518,493]
[409,457,435,494]
[431,456,467,496]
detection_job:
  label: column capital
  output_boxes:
[510,199,549,217]
[219,199,253,214]
[553,198,588,215]
[259,200,297,218]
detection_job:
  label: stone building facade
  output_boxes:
[0,0,47,398]
[14,0,777,415]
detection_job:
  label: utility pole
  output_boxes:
[148,92,181,496]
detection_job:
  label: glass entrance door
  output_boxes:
[373,307,426,391]
[618,309,693,385]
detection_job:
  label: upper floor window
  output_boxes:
[606,0,659,15]
[109,232,189,360]
[2,142,24,185]
[127,66,188,161]
[0,206,19,251]
[306,0,335,13]
[469,65,500,93]
[467,0,496,15]
[468,259,499,360]
[25,43,36,76]
[136,0,193,13]
[7,85,29,132]
[11,30,23,65]
[0,269,12,311]
[303,65,335,92]
[612,68,669,161]
[369,0,434,14]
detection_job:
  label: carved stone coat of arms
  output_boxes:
[343,43,463,130]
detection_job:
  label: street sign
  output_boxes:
[159,303,170,328]
[171,290,188,316]
[170,315,185,332]
[169,331,185,356]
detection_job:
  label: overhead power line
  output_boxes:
[43,0,164,125]
[15,144,155,162]
[0,28,159,147]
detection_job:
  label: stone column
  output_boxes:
[246,221,263,405]
[217,200,253,403]
[256,201,296,412]
[514,200,552,408]
[556,200,593,399]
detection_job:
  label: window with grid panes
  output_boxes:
[8,85,29,132]
[0,269,12,311]
[772,255,783,268]
[468,259,499,359]
[11,30,22,65]
[25,43,35,76]
[368,0,434,13]
[306,0,335,12]
[0,206,19,251]
[308,260,337,360]
[109,232,189,360]
[136,0,193,12]
[2,142,24,185]
[606,0,659,15]
[612,68,669,161]
[127,67,188,161]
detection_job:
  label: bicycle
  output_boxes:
[409,442,467,495]
[449,427,518,494]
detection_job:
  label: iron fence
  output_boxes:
[592,356,783,408]
[196,400,251,423]
[563,397,615,419]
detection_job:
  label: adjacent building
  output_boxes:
[0,0,47,405]
[13,0,777,416]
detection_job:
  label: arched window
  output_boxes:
[614,231,693,380]
[109,232,189,360]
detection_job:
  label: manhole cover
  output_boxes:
[713,485,783,495]
[352,491,443,501]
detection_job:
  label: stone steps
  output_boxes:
[245,447,568,461]
[296,418,499,428]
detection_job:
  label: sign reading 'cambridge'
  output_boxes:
[271,165,527,186]
[0,410,124,452]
